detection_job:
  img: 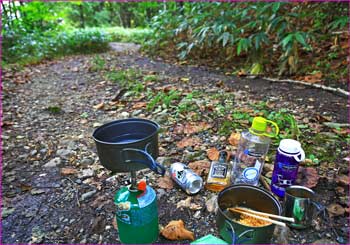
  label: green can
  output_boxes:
[114,185,159,244]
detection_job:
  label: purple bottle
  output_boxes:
[270,139,305,198]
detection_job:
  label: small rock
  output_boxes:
[30,149,38,156]
[78,169,95,179]
[81,190,97,201]
[193,211,201,219]
[312,239,337,244]
[18,154,29,159]
[56,149,73,159]
[2,207,15,218]
[157,189,166,200]
[43,157,61,168]
[105,225,111,230]
[30,189,45,195]
[81,158,94,165]
[80,238,87,244]
[75,179,82,184]
[205,194,218,213]
[120,111,130,119]
[93,122,102,128]
[40,148,48,154]
[132,110,142,117]
[67,140,78,150]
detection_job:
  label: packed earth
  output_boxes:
[2,43,349,244]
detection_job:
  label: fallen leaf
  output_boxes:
[188,160,210,177]
[1,121,14,127]
[161,220,195,241]
[335,186,345,195]
[303,72,322,83]
[91,216,106,234]
[132,102,147,109]
[93,102,104,110]
[207,148,220,161]
[91,196,109,209]
[237,69,246,76]
[157,176,174,189]
[296,167,319,188]
[228,132,241,146]
[174,122,211,135]
[112,216,118,230]
[111,89,127,101]
[184,122,211,134]
[335,175,350,186]
[345,207,350,214]
[327,203,345,217]
[60,167,78,176]
[177,197,192,209]
[20,183,32,192]
[176,137,201,149]
[180,77,190,82]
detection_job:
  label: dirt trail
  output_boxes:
[2,44,349,244]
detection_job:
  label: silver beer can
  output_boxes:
[170,162,203,195]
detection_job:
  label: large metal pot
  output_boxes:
[92,118,165,175]
[216,184,282,244]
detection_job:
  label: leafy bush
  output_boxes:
[105,27,152,44]
[3,28,110,64]
[146,2,349,76]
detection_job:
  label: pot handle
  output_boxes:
[225,220,254,245]
[122,148,166,176]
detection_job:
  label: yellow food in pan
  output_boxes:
[237,213,272,227]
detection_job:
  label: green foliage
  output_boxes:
[106,27,152,44]
[91,55,106,71]
[2,1,157,65]
[46,106,62,114]
[147,90,181,111]
[147,2,349,75]
[3,28,110,64]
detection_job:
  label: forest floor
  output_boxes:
[2,43,349,244]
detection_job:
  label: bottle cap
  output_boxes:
[279,139,301,154]
[249,117,279,137]
[251,117,267,132]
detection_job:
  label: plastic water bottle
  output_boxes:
[270,139,305,198]
[232,117,279,186]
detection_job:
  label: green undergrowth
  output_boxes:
[3,27,150,66]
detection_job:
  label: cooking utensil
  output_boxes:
[231,207,295,222]
[216,184,282,244]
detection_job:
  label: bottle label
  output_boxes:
[212,164,227,178]
[242,167,259,181]
[273,162,298,186]
[172,169,186,184]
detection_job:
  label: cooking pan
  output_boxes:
[216,184,282,244]
[92,118,165,175]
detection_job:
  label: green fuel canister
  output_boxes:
[114,181,159,244]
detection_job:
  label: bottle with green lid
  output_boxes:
[231,116,279,186]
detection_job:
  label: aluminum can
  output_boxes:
[170,162,203,195]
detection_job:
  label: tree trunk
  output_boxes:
[8,1,13,24]
[79,4,85,28]
[12,1,18,20]
[1,2,8,21]
[19,1,26,19]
